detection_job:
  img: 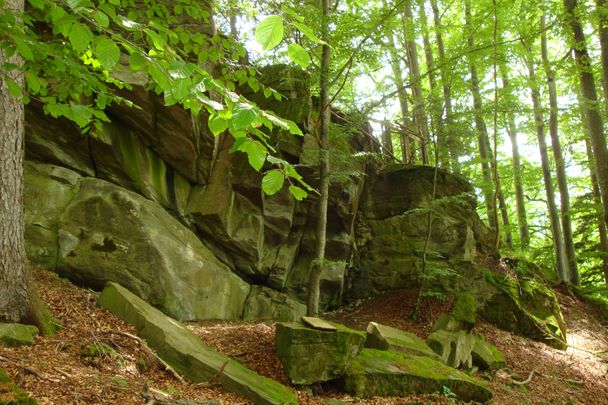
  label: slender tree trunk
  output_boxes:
[596,0,608,105]
[430,0,459,173]
[387,31,412,162]
[524,42,568,282]
[576,88,608,285]
[541,15,579,284]
[564,0,608,237]
[307,0,331,317]
[0,0,41,326]
[402,0,429,164]
[381,122,394,161]
[419,0,444,168]
[464,0,496,229]
[500,67,530,249]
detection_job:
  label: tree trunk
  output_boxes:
[596,0,608,104]
[381,122,394,161]
[0,0,37,325]
[464,0,496,229]
[418,0,445,168]
[430,0,460,173]
[524,41,568,282]
[307,0,331,317]
[541,14,579,284]
[564,0,608,237]
[576,88,608,285]
[387,31,412,163]
[402,0,429,164]
[500,67,530,249]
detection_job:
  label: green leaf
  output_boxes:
[281,5,305,22]
[14,39,33,60]
[94,38,120,69]
[69,104,93,127]
[289,185,307,201]
[171,77,192,101]
[26,72,43,94]
[69,24,93,53]
[292,22,325,45]
[231,102,259,131]
[287,43,310,68]
[237,139,267,171]
[255,15,284,51]
[262,169,285,195]
[93,10,110,28]
[288,121,303,135]
[147,63,169,89]
[6,78,21,98]
[129,52,146,71]
[209,115,228,136]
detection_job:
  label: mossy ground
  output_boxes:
[0,369,36,405]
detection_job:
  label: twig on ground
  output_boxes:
[512,369,538,386]
[105,330,185,384]
[0,354,58,382]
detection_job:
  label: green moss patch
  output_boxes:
[0,368,37,405]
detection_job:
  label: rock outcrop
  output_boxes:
[98,282,297,405]
[23,63,568,347]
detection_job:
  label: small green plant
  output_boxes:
[110,375,128,392]
[442,385,458,402]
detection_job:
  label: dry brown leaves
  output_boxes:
[3,271,607,405]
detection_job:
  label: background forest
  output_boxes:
[228,0,608,298]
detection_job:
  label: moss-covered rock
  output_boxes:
[452,292,477,327]
[243,286,306,322]
[0,324,38,347]
[472,337,506,370]
[427,330,474,369]
[364,322,441,361]
[275,320,366,384]
[0,368,37,404]
[480,275,567,349]
[56,178,250,321]
[340,348,492,402]
[98,282,297,405]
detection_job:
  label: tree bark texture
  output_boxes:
[387,31,412,162]
[0,0,35,323]
[541,15,579,284]
[525,45,568,282]
[402,0,429,164]
[465,0,496,230]
[307,0,331,317]
[564,0,608,239]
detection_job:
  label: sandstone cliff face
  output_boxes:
[22,64,566,348]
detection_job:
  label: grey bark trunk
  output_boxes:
[381,123,394,161]
[500,68,530,249]
[387,32,412,163]
[596,0,608,104]
[564,0,608,241]
[430,0,459,173]
[541,15,579,284]
[307,0,331,317]
[464,0,496,229]
[524,42,568,282]
[402,0,428,164]
[0,0,35,323]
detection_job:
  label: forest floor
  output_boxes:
[1,268,607,404]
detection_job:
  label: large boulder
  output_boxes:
[0,323,39,347]
[480,275,567,349]
[364,322,441,361]
[349,166,494,299]
[243,286,306,322]
[340,348,492,403]
[24,162,82,268]
[98,282,297,405]
[275,320,366,384]
[56,177,250,321]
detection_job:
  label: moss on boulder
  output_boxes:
[275,320,366,384]
[0,324,38,347]
[340,348,492,402]
[480,275,567,349]
[364,322,441,361]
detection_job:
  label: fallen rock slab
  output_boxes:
[98,282,297,405]
[364,322,441,361]
[275,320,366,384]
[340,348,492,403]
[0,323,39,347]
[427,329,505,371]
